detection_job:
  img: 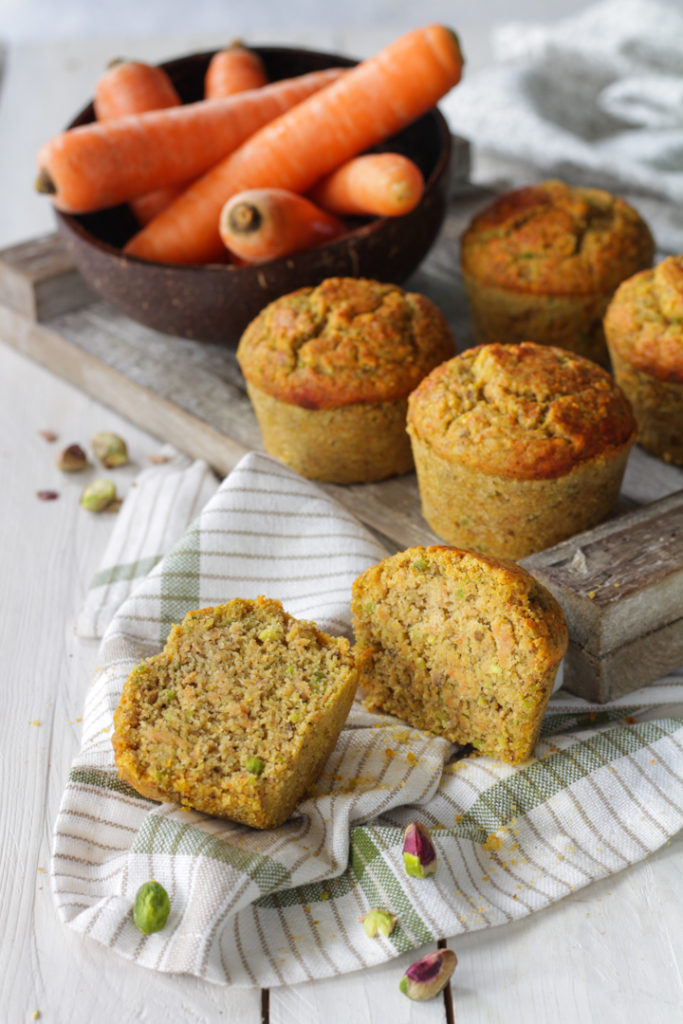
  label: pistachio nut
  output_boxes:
[80,478,117,512]
[92,431,128,468]
[245,756,265,775]
[56,443,88,472]
[361,908,397,939]
[399,948,457,1001]
[133,880,171,934]
[402,821,437,878]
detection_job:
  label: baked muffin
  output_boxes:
[407,342,636,560]
[351,545,568,764]
[604,255,683,465]
[460,180,655,364]
[112,596,358,829]
[236,276,455,483]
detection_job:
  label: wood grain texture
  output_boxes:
[522,491,683,702]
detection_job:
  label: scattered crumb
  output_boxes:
[406,752,417,766]
[624,716,636,724]
[148,453,171,464]
[38,430,57,442]
[588,590,597,599]
[31,720,41,727]
[36,490,59,501]
[482,834,503,852]
[384,748,395,759]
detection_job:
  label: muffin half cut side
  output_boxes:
[351,546,568,764]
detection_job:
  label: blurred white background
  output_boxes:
[1,1,593,48]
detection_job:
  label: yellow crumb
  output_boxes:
[482,834,503,852]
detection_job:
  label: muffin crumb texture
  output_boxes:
[112,596,358,829]
[351,546,568,764]
[605,256,683,465]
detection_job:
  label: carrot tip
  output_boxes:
[35,168,56,195]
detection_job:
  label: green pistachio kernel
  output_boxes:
[258,624,283,642]
[362,908,397,938]
[412,558,429,571]
[245,756,265,775]
[80,478,117,512]
[133,880,171,934]
[92,431,128,468]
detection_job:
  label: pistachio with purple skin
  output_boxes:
[56,443,88,471]
[402,821,437,878]
[399,948,457,1001]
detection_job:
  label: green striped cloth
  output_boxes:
[52,451,683,987]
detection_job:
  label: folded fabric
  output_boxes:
[52,451,683,988]
[76,445,218,640]
[442,0,683,251]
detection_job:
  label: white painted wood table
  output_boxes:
[1,7,681,1023]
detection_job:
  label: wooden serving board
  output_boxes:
[1,168,682,702]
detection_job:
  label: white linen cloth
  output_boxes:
[51,450,683,988]
[442,0,683,253]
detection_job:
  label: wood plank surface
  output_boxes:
[522,491,683,702]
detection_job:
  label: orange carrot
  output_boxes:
[309,152,425,217]
[205,42,268,98]
[36,67,345,214]
[93,58,187,225]
[94,58,181,119]
[124,24,464,266]
[218,188,344,263]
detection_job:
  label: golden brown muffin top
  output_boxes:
[460,180,654,296]
[604,256,683,383]
[236,277,455,409]
[407,342,636,479]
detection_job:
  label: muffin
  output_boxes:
[236,276,455,483]
[407,342,636,560]
[604,255,683,465]
[460,180,655,364]
[112,596,358,829]
[351,545,568,764]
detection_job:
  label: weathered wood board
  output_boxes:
[522,491,683,702]
[1,164,682,703]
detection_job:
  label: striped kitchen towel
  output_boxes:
[51,450,683,987]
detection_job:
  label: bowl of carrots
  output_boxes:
[46,30,459,346]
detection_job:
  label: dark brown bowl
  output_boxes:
[54,46,452,346]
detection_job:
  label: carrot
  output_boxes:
[93,58,181,119]
[205,42,268,98]
[218,188,344,263]
[124,24,464,266]
[35,67,345,214]
[93,58,187,225]
[309,152,425,217]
